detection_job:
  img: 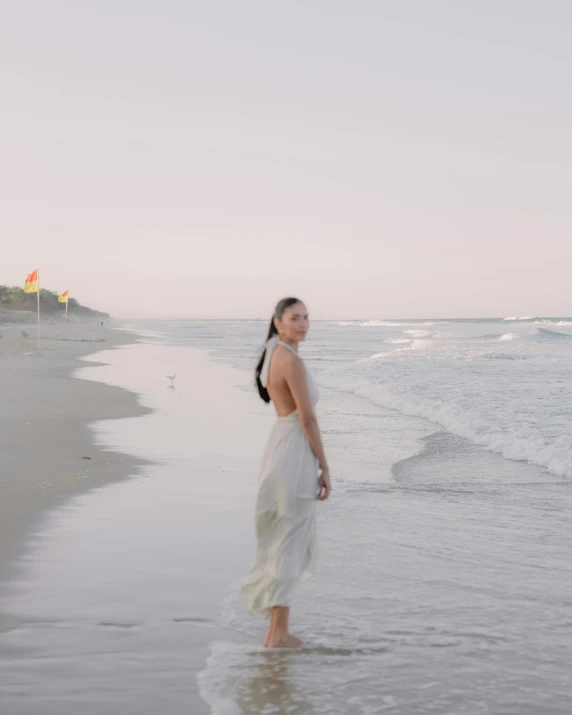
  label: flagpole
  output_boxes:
[65,297,68,324]
[37,270,41,351]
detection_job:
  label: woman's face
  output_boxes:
[275,302,309,343]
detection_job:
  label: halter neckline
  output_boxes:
[277,340,299,356]
[259,335,300,388]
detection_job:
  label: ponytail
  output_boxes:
[255,319,279,403]
[255,297,301,403]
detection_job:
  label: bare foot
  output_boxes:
[266,633,303,649]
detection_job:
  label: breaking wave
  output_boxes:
[498,333,519,341]
[319,364,572,479]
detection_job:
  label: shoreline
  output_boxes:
[2,320,570,714]
[0,322,150,626]
[0,337,272,715]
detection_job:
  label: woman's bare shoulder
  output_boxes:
[272,345,302,373]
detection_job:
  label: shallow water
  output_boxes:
[210,434,572,714]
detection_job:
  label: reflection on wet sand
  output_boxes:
[235,649,313,715]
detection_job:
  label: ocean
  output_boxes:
[1,316,572,714]
[154,316,572,481]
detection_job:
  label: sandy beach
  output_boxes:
[1,320,571,714]
[0,330,272,714]
[0,323,146,617]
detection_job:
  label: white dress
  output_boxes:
[240,338,320,619]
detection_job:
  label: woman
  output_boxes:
[240,297,332,648]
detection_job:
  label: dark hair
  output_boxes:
[255,297,302,403]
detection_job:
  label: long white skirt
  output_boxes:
[240,413,320,619]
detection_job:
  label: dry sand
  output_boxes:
[0,322,147,619]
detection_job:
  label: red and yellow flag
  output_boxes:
[58,290,69,303]
[24,269,38,293]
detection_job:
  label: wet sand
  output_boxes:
[0,336,272,714]
[0,322,147,625]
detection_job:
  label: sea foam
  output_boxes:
[320,367,572,479]
[498,333,519,341]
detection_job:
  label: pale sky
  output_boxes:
[1,1,571,319]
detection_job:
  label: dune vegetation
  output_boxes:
[0,285,108,322]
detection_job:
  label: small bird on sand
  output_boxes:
[167,374,176,387]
